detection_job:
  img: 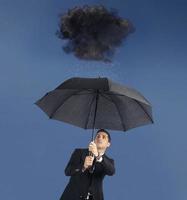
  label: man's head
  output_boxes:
[94,129,111,151]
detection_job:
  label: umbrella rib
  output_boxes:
[100,93,127,131]
[55,89,93,96]
[133,99,154,123]
[104,92,153,123]
[67,92,94,95]
[104,91,150,105]
[84,93,97,129]
[49,89,85,118]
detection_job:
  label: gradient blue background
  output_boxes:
[0,0,187,199]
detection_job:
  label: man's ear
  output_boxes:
[107,142,111,147]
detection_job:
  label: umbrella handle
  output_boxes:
[88,151,96,173]
[89,151,94,157]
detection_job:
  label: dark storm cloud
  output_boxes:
[56,5,135,62]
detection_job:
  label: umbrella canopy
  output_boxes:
[35,77,153,139]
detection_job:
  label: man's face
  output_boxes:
[94,131,111,150]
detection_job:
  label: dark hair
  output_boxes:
[95,129,111,142]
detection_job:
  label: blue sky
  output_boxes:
[0,0,187,200]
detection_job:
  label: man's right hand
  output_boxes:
[83,156,94,169]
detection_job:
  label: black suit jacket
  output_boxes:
[59,148,115,200]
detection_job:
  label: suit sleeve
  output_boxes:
[93,157,115,176]
[64,149,84,176]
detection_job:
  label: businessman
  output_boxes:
[59,129,115,200]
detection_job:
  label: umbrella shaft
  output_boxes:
[91,90,99,141]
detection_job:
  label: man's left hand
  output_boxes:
[88,141,99,157]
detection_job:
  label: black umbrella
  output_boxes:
[35,77,153,140]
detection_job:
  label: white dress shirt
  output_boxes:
[96,152,104,162]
